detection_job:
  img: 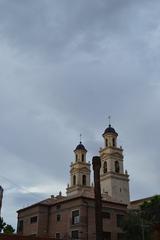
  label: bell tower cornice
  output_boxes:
[100,146,123,154]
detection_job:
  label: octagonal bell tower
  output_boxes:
[66,141,92,196]
[99,124,130,205]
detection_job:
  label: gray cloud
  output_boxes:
[0,0,159,228]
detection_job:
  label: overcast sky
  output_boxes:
[0,0,160,228]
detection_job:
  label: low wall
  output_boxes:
[0,234,55,240]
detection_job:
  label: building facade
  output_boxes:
[0,185,3,217]
[17,193,126,240]
[17,124,129,240]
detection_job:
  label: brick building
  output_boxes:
[17,192,126,240]
[17,124,130,240]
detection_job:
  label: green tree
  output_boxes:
[0,217,6,233]
[122,210,146,240]
[122,196,160,240]
[141,195,160,225]
[0,217,15,234]
[3,224,15,234]
[141,195,160,239]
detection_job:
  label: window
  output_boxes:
[82,154,84,162]
[30,216,37,224]
[113,138,115,147]
[103,232,111,240]
[72,210,80,225]
[56,204,61,210]
[102,212,111,219]
[73,175,76,185]
[82,175,86,185]
[71,230,79,239]
[17,220,23,232]
[117,215,124,227]
[76,154,78,162]
[56,214,61,222]
[103,161,107,173]
[115,161,120,173]
[105,139,108,147]
[55,232,60,239]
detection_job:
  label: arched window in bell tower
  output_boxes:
[112,138,115,147]
[82,175,86,186]
[73,175,76,185]
[82,154,84,162]
[105,139,108,147]
[76,154,78,162]
[103,161,107,173]
[115,161,120,173]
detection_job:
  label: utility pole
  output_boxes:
[141,217,145,240]
[0,186,3,217]
[92,156,103,240]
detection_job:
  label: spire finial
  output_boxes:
[108,115,111,126]
[80,134,82,143]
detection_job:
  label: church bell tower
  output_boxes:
[66,141,92,196]
[99,124,130,205]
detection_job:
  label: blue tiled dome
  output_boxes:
[103,124,118,136]
[75,142,87,151]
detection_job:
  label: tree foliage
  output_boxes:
[141,195,160,239]
[3,224,15,234]
[121,195,160,240]
[141,195,160,226]
[0,217,15,234]
[122,210,151,240]
[0,217,6,233]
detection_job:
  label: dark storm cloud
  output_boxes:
[0,0,156,60]
[0,0,159,227]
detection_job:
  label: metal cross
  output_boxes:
[80,134,82,143]
[108,116,111,125]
